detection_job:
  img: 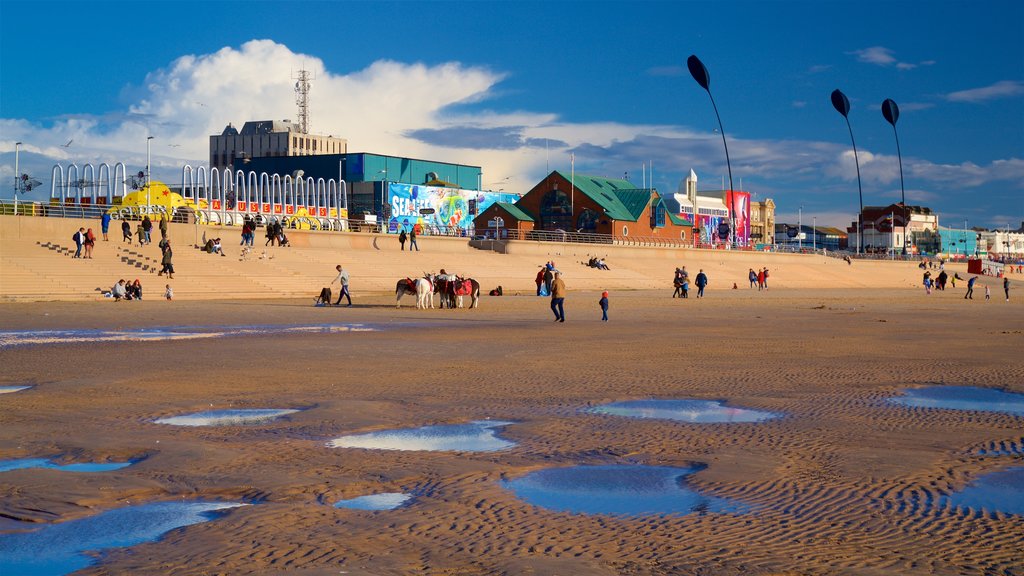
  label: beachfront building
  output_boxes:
[938,225,979,258]
[751,198,776,246]
[664,169,753,247]
[774,224,848,251]
[501,171,692,241]
[979,227,1024,258]
[209,120,348,172]
[848,203,939,255]
[473,202,535,238]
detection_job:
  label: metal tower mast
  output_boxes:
[294,68,313,134]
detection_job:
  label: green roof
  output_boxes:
[494,202,534,222]
[555,171,652,222]
[667,211,693,226]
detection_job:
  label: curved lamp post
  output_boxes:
[830,89,864,254]
[882,98,907,255]
[687,55,736,248]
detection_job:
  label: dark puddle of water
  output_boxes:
[0,323,381,348]
[589,399,779,423]
[154,408,300,426]
[503,464,748,517]
[333,493,413,510]
[941,467,1024,516]
[0,385,33,394]
[0,457,138,473]
[889,386,1024,416]
[0,501,246,576]
[328,420,516,452]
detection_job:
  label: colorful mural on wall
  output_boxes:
[387,184,520,234]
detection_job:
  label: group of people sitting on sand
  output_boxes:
[585,256,610,270]
[110,279,143,301]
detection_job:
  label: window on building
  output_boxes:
[539,189,572,231]
[577,208,599,233]
[650,201,666,228]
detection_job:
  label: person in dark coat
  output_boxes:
[399,229,407,251]
[158,241,175,279]
[695,269,709,298]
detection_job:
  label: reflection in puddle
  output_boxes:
[589,399,779,423]
[0,501,246,575]
[333,493,412,510]
[503,464,748,517]
[942,467,1024,516]
[328,420,516,451]
[0,323,379,347]
[0,385,32,394]
[889,386,1024,416]
[0,458,136,473]
[154,409,299,426]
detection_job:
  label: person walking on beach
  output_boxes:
[121,220,132,243]
[135,223,146,246]
[550,271,566,322]
[72,227,85,258]
[543,266,554,295]
[141,215,153,244]
[399,229,407,251]
[84,228,96,259]
[985,285,991,301]
[965,276,977,299]
[101,212,111,241]
[749,268,757,289]
[409,226,419,251]
[673,268,684,298]
[158,241,174,279]
[536,267,545,296]
[695,269,709,298]
[599,290,609,322]
[331,264,352,306]
[1005,277,1011,301]
[164,284,173,301]
[757,268,766,291]
[763,268,770,290]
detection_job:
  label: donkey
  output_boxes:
[395,273,435,309]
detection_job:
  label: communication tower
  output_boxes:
[293,68,313,134]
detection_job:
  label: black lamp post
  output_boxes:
[687,55,736,248]
[882,98,907,254]
[831,89,864,255]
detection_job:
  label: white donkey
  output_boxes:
[395,273,436,309]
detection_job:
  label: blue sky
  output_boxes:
[2,0,1022,229]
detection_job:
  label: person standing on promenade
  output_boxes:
[72,227,85,258]
[695,269,709,298]
[409,226,419,251]
[550,272,566,322]
[158,241,174,279]
[141,215,153,244]
[1005,277,1011,301]
[965,276,977,299]
[599,290,609,322]
[399,229,407,251]
[136,223,146,246]
[159,214,168,240]
[332,264,352,307]
[101,212,111,241]
[121,220,132,243]
[84,228,96,259]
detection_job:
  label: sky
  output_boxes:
[1,0,1022,230]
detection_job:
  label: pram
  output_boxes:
[315,287,332,306]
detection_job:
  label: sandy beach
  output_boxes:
[1,287,1022,575]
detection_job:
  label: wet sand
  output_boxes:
[1,289,1022,575]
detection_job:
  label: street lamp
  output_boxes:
[13,141,22,216]
[813,216,816,252]
[377,168,388,221]
[687,55,736,248]
[831,89,865,255]
[798,206,803,251]
[146,136,154,213]
[882,99,907,254]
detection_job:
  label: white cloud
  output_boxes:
[847,46,927,70]
[945,80,1024,103]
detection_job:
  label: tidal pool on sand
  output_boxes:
[328,420,516,451]
[589,399,779,423]
[889,386,1024,416]
[0,458,135,473]
[334,493,412,510]
[0,385,32,394]
[503,464,748,517]
[941,467,1024,516]
[0,501,246,576]
[0,323,378,347]
[154,409,299,426]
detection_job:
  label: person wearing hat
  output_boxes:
[599,290,609,322]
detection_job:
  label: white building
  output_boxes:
[209,120,348,172]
